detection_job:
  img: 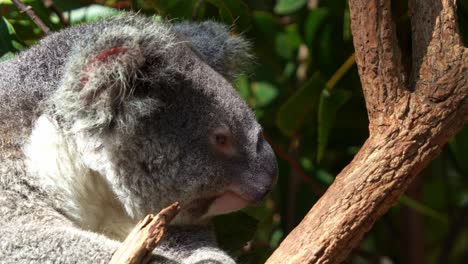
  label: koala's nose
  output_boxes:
[248,138,278,203]
[260,138,279,183]
[241,171,276,204]
[249,178,275,202]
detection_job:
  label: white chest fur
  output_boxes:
[24,115,134,240]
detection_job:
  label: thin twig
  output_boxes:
[12,0,50,34]
[325,53,355,90]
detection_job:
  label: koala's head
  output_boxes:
[49,15,277,224]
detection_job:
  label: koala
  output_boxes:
[0,14,277,263]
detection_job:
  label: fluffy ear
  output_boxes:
[52,31,160,133]
[78,45,144,106]
[173,21,252,81]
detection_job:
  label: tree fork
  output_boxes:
[266,0,467,263]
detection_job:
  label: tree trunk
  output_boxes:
[266,0,467,263]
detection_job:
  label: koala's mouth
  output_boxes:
[204,190,250,217]
[184,189,251,221]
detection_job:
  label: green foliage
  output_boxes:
[276,73,324,136]
[317,88,351,162]
[252,81,278,107]
[67,5,122,24]
[304,7,329,47]
[274,0,307,15]
[1,0,467,263]
[0,17,24,60]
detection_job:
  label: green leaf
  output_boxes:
[234,74,250,100]
[276,72,325,136]
[304,8,329,47]
[0,17,24,56]
[343,3,352,41]
[213,212,258,253]
[252,82,278,107]
[449,124,468,174]
[270,229,284,247]
[317,89,351,161]
[1,52,15,62]
[274,0,307,15]
[282,62,296,79]
[68,5,121,24]
[316,168,334,185]
[286,24,302,48]
[1,17,15,34]
[275,24,301,60]
[274,33,290,60]
[253,11,281,39]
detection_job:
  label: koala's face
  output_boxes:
[51,19,278,224]
[53,23,278,224]
[101,47,277,223]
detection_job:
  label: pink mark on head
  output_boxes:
[94,47,129,62]
[79,46,130,91]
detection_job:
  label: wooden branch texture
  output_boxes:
[11,0,50,34]
[109,202,181,264]
[266,0,467,263]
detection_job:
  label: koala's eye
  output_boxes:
[210,127,235,156]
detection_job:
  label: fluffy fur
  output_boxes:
[0,13,277,263]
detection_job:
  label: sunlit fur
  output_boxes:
[0,13,277,263]
[25,115,134,240]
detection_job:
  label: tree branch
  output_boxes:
[109,202,181,264]
[410,0,468,105]
[265,0,467,263]
[12,0,50,35]
[349,0,407,129]
[409,0,464,72]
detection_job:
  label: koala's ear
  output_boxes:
[76,42,144,106]
[173,21,252,81]
[54,32,160,133]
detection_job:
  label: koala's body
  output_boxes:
[0,14,277,263]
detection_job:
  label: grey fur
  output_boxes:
[0,13,277,263]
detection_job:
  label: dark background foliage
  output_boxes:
[1,0,467,263]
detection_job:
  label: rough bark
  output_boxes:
[109,202,181,264]
[266,0,467,263]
